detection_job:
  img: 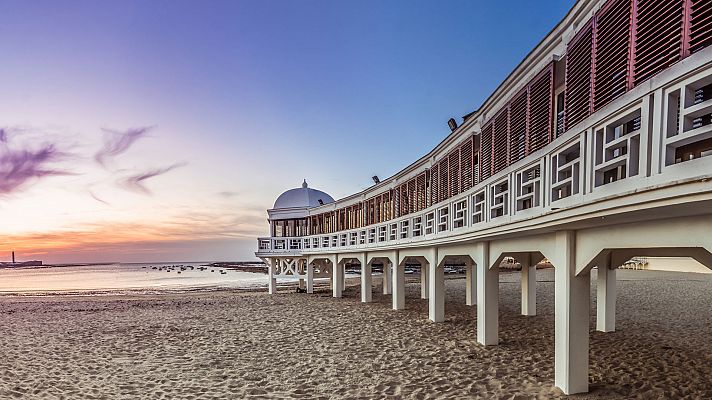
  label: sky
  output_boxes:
[0,0,574,263]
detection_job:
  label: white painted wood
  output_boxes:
[521,263,536,316]
[392,263,405,310]
[596,266,616,332]
[475,242,498,345]
[553,231,589,395]
[361,262,372,303]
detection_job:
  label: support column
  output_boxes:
[306,263,314,294]
[521,261,536,316]
[268,258,277,295]
[361,262,372,303]
[382,262,392,295]
[420,264,429,299]
[465,261,476,306]
[341,263,347,290]
[475,242,498,345]
[596,266,616,332]
[428,250,444,323]
[554,231,590,395]
[392,262,405,310]
[333,261,344,298]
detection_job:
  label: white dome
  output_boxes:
[273,180,334,209]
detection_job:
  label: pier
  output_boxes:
[256,0,712,394]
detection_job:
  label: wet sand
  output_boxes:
[0,269,710,399]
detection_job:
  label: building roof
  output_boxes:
[273,180,335,209]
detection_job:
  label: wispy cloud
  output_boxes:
[218,191,239,198]
[119,162,188,194]
[94,126,152,167]
[0,129,73,195]
[88,189,110,205]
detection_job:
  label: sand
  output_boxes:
[0,268,711,399]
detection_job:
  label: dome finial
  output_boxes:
[302,179,308,188]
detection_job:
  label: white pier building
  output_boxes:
[256,0,712,394]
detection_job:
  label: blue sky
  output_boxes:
[0,0,574,262]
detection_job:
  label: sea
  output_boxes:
[0,262,276,296]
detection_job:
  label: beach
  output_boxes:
[0,268,710,399]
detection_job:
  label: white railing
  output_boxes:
[257,55,712,256]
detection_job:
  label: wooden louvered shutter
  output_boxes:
[430,164,439,205]
[416,173,426,211]
[689,0,712,54]
[438,159,449,201]
[449,150,460,197]
[493,107,509,174]
[373,199,377,224]
[397,185,405,216]
[594,0,632,111]
[509,90,527,162]
[529,65,554,147]
[633,0,684,86]
[405,179,414,214]
[460,137,474,191]
[565,20,594,131]
[425,170,431,207]
[375,195,381,224]
[480,123,493,181]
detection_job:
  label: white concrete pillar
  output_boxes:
[428,253,444,323]
[361,262,372,303]
[521,262,536,316]
[554,231,590,395]
[420,264,429,299]
[268,258,277,295]
[465,261,476,306]
[475,242,498,345]
[383,262,392,295]
[392,262,405,310]
[306,263,314,294]
[333,261,344,298]
[341,263,347,290]
[596,266,616,332]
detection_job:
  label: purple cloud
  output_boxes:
[88,189,110,205]
[119,162,187,194]
[95,127,152,167]
[0,140,72,195]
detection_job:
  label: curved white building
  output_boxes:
[256,0,712,394]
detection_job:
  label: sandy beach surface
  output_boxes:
[0,268,710,399]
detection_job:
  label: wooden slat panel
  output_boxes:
[430,164,440,205]
[480,123,493,181]
[449,149,460,197]
[529,64,554,147]
[438,159,449,202]
[509,89,527,162]
[493,107,509,174]
[634,0,684,85]
[594,0,631,111]
[416,172,427,211]
[565,20,594,130]
[690,0,712,53]
[460,137,474,191]
[407,179,416,215]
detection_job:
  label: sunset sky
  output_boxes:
[0,0,573,263]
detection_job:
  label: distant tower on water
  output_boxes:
[11,251,15,264]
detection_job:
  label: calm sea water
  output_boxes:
[0,263,274,295]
